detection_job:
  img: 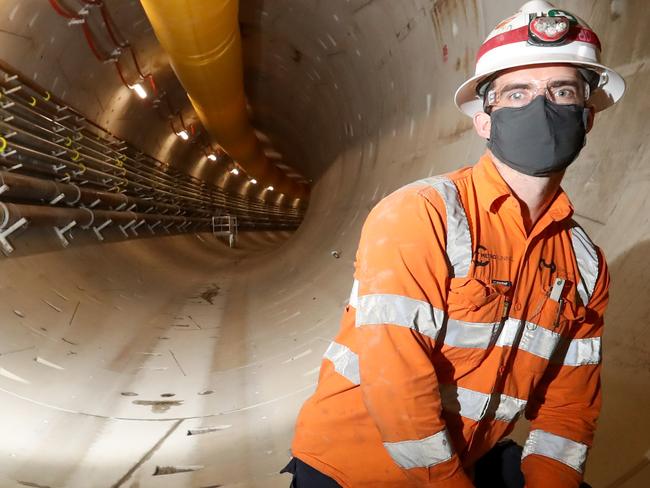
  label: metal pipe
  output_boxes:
[0,170,202,215]
[0,202,212,231]
[0,65,305,229]
[0,170,80,205]
[139,0,309,200]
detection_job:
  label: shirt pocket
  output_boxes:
[436,277,506,378]
[523,282,586,373]
[535,281,586,332]
[446,277,505,324]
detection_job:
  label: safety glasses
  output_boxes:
[484,76,591,113]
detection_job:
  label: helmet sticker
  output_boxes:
[494,13,517,31]
[548,9,578,24]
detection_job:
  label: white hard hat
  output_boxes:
[454,1,626,117]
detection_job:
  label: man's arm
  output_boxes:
[522,248,610,488]
[353,187,473,487]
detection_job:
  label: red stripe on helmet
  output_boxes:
[476,24,602,62]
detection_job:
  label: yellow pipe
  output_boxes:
[140,0,307,200]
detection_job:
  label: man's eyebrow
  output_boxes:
[547,78,582,88]
[495,79,582,92]
[495,82,534,92]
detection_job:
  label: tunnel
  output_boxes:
[0,0,648,487]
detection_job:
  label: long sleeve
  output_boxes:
[522,247,610,488]
[354,187,474,487]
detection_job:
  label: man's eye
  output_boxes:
[554,87,577,99]
[506,91,526,101]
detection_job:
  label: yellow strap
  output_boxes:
[0,136,7,153]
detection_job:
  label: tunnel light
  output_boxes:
[177,130,189,140]
[207,154,217,161]
[230,168,240,175]
[250,178,257,184]
[266,185,274,191]
[131,83,147,99]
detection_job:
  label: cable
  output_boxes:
[128,46,146,79]
[48,0,185,141]
[81,22,111,62]
[48,0,154,92]
[89,1,160,97]
[98,3,129,49]
[178,110,188,131]
[114,62,130,88]
[48,0,80,19]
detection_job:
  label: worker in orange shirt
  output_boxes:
[283,1,625,487]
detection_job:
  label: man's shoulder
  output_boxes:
[371,165,474,216]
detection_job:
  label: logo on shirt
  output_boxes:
[473,245,513,267]
[539,258,557,274]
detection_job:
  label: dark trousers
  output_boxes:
[281,457,340,487]
[282,440,593,487]
[474,440,592,488]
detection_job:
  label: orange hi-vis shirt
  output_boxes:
[291,154,609,488]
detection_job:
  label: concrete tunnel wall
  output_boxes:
[0,0,649,487]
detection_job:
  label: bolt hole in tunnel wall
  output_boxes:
[0,0,648,487]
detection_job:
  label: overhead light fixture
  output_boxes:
[131,83,147,99]
[250,178,257,184]
[230,168,239,175]
[266,185,274,191]
[177,130,189,140]
[207,154,217,161]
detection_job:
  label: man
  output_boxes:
[284,1,625,486]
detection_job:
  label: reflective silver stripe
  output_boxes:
[383,429,453,469]
[444,317,499,349]
[323,342,360,385]
[349,279,359,308]
[570,224,599,306]
[440,384,487,421]
[496,318,562,360]
[494,393,528,422]
[356,294,445,340]
[355,294,590,365]
[552,336,601,366]
[522,430,588,473]
[440,384,526,423]
[418,176,472,278]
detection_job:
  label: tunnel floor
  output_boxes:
[0,229,346,488]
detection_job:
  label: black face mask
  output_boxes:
[487,96,591,177]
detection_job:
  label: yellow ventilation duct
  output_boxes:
[140,0,308,200]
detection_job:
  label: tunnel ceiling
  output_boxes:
[0,0,310,207]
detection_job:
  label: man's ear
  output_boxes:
[473,111,491,139]
[586,107,595,133]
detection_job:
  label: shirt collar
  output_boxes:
[472,152,574,223]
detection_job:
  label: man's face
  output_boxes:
[473,64,594,139]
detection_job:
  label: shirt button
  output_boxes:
[514,302,521,311]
